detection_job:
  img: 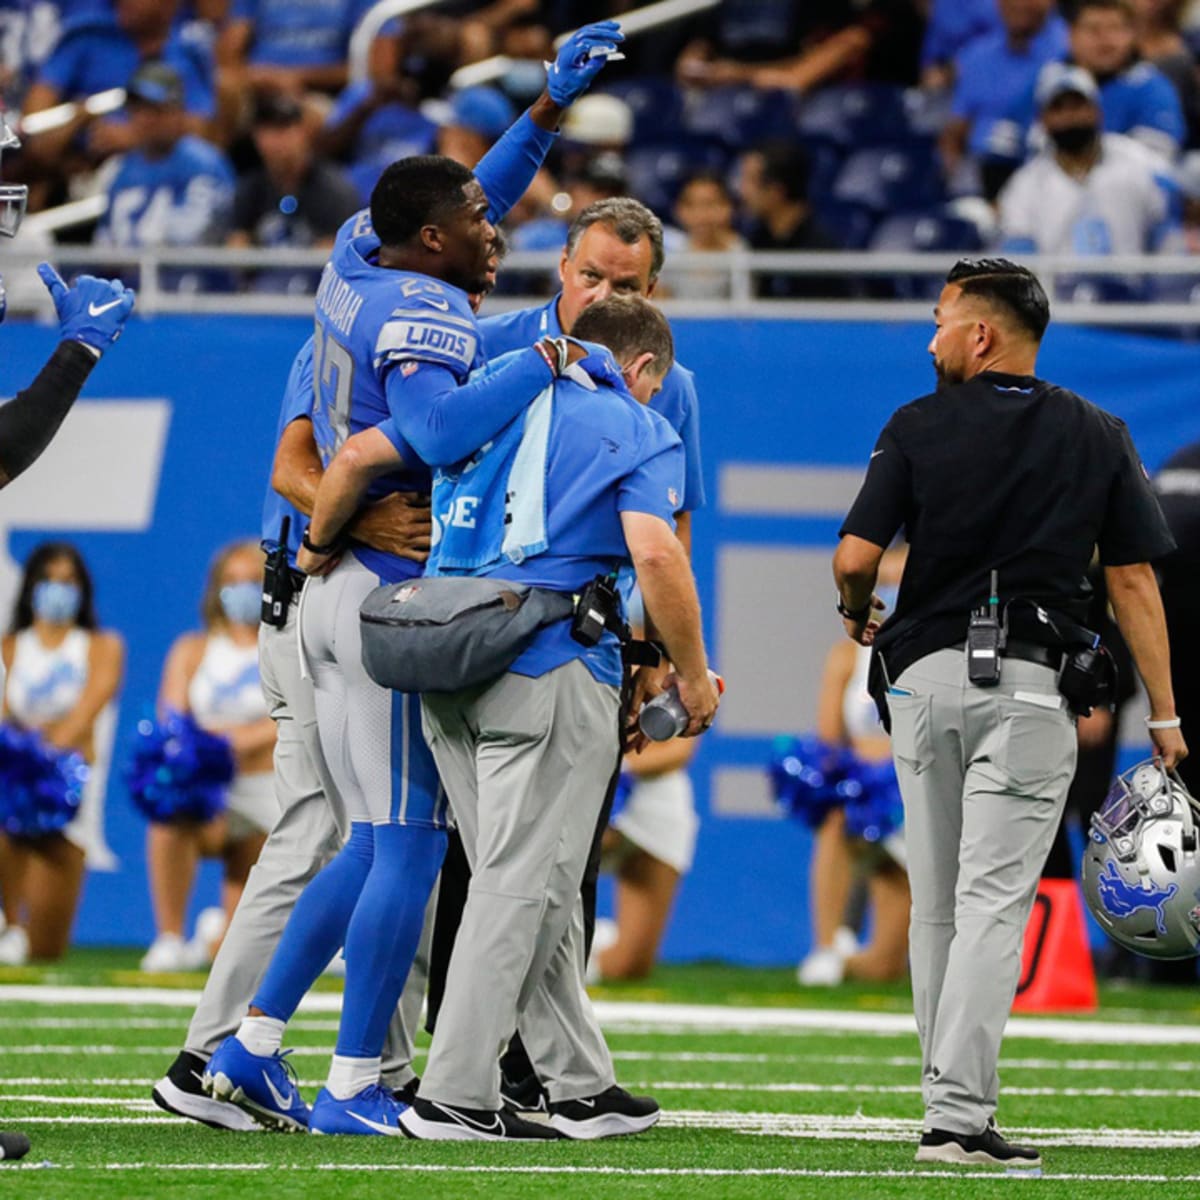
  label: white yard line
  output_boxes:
[2,985,1199,1045]
[636,1080,1200,1099]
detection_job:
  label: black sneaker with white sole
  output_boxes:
[915,1126,1041,1168]
[152,1051,261,1133]
[500,1067,549,1115]
[0,1131,30,1161]
[548,1085,661,1140]
[400,1097,564,1142]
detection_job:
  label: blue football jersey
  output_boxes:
[308,230,481,582]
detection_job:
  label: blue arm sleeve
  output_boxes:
[675,376,705,513]
[385,347,553,467]
[473,111,558,224]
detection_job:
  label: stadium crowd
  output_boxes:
[2,0,1200,295]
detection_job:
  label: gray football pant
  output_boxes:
[183,606,426,1085]
[419,660,620,1110]
[888,648,1077,1135]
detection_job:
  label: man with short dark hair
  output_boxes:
[736,140,843,298]
[834,257,1183,1169]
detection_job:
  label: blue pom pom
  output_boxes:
[768,735,855,829]
[0,724,89,837]
[123,711,235,824]
[844,759,904,844]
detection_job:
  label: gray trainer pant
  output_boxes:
[888,648,1077,1135]
[418,660,620,1110]
[184,605,424,1085]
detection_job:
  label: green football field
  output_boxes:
[1,953,1198,1199]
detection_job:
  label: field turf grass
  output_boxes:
[1,953,1198,1198]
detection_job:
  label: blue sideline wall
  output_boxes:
[0,314,1196,965]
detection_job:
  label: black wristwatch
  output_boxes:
[836,594,872,621]
[302,528,339,555]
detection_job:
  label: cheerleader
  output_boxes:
[0,542,124,963]
[141,541,277,972]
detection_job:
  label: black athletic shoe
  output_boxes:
[548,1085,661,1140]
[0,1132,30,1161]
[500,1067,549,1115]
[385,1077,421,1107]
[152,1051,260,1133]
[915,1126,1042,1168]
[399,1097,564,1142]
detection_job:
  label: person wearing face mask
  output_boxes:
[0,542,124,966]
[997,65,1179,260]
[141,540,277,973]
[796,547,911,989]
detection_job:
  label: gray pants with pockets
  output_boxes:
[184,605,423,1084]
[418,659,620,1110]
[888,647,1076,1135]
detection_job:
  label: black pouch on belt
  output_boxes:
[261,516,295,629]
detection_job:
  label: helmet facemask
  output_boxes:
[0,117,28,239]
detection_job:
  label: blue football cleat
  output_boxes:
[310,1084,408,1136]
[202,1036,309,1132]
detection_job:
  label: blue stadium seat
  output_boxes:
[813,201,878,250]
[869,211,985,299]
[681,86,792,146]
[793,84,914,148]
[832,144,945,213]
[598,78,683,145]
[625,138,730,216]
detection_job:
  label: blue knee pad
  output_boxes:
[335,823,447,1059]
[251,822,374,1021]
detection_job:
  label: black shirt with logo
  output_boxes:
[840,370,1176,687]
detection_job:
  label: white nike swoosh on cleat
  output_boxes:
[87,298,125,317]
[348,1111,400,1134]
[434,1103,503,1134]
[262,1071,295,1110]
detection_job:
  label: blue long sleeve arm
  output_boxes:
[386,348,554,467]
[474,112,557,224]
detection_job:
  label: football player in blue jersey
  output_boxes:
[198,21,625,1139]
[0,118,133,1165]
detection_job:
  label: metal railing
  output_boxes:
[2,245,1200,325]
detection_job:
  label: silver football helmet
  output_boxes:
[1082,758,1200,960]
[0,115,26,239]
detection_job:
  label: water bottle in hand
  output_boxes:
[639,671,725,741]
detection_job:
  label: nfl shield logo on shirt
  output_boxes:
[392,584,421,604]
[401,361,420,378]
[668,487,679,508]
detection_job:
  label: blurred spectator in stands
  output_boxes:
[1132,0,1200,143]
[659,170,746,302]
[997,65,1178,255]
[0,0,68,110]
[1176,149,1200,248]
[317,52,436,204]
[433,84,515,168]
[95,62,234,274]
[986,0,1185,192]
[737,140,846,299]
[921,0,1002,91]
[938,0,1068,188]
[228,90,359,291]
[22,0,216,186]
[677,0,875,93]
[216,0,368,99]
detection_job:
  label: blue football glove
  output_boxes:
[564,338,627,390]
[546,20,625,108]
[37,262,135,355]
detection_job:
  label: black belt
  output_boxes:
[955,639,1062,670]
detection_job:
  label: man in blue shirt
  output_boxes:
[985,0,1185,186]
[195,21,626,1141]
[938,0,1068,183]
[95,62,233,284]
[298,296,719,1141]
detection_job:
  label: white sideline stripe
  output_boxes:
[8,1164,1192,1182]
[3,985,1200,1044]
[0,1095,160,1108]
[637,1080,1200,1099]
[0,1016,340,1032]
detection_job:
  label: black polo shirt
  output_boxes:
[840,370,1176,686]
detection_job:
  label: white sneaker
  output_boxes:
[833,926,860,959]
[0,926,30,966]
[186,907,226,968]
[796,946,845,987]
[140,933,192,972]
[586,917,619,985]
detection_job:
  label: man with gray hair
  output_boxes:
[423,197,706,1111]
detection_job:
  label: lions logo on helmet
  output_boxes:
[1082,759,1200,960]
